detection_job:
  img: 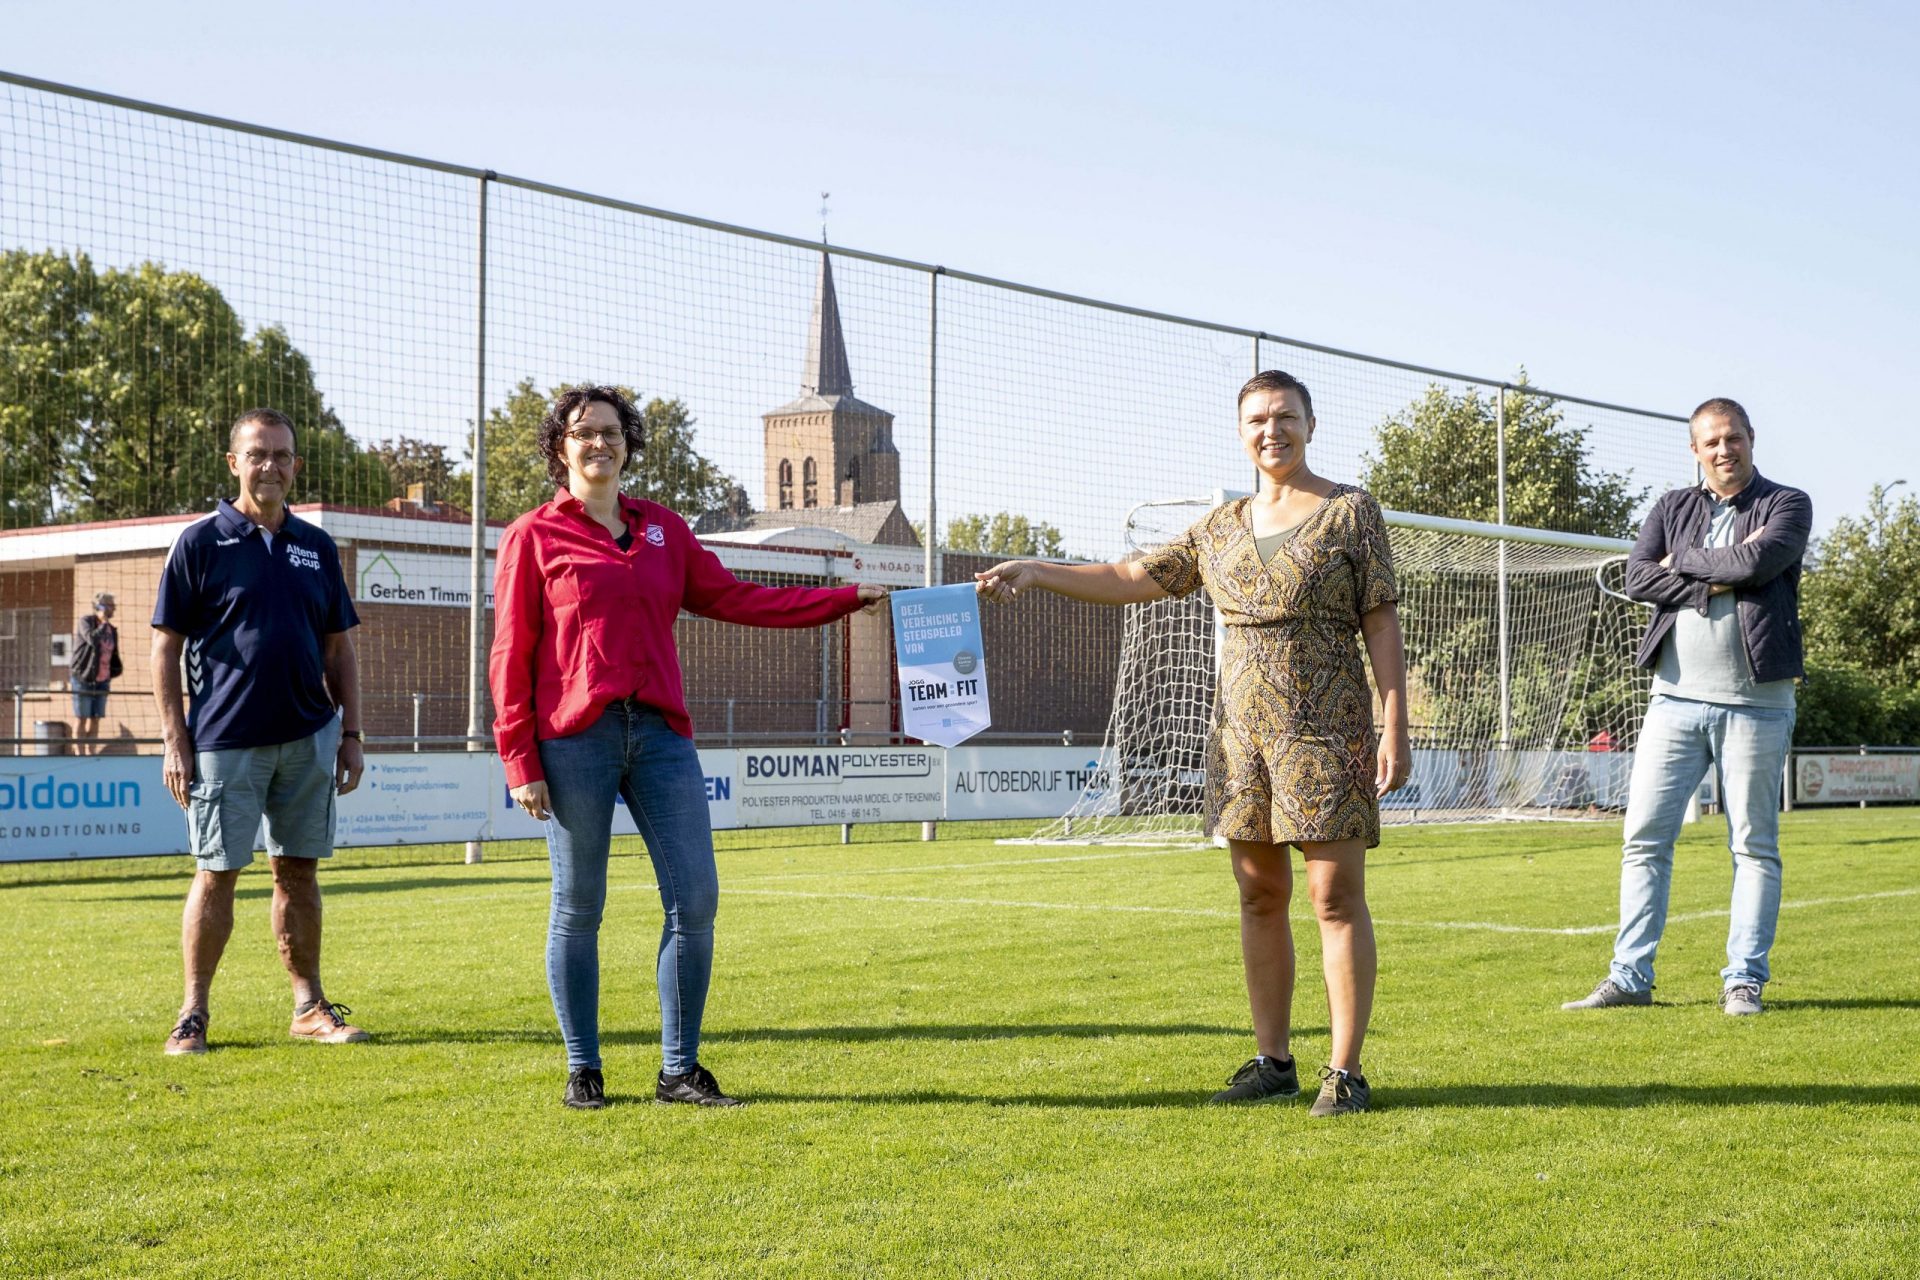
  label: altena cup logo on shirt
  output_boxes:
[644,524,666,547]
[287,544,322,570]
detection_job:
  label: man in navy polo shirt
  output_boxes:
[153,407,370,1056]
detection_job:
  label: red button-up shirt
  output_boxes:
[489,490,861,787]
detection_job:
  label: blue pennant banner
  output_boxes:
[889,583,992,748]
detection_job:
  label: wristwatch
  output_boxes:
[342,729,364,742]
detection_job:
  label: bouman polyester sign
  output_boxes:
[890,583,991,748]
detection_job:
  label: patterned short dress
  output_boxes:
[1141,486,1399,847]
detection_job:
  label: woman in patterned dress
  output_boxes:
[976,370,1409,1117]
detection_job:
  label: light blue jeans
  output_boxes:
[1611,694,1795,994]
[538,703,718,1074]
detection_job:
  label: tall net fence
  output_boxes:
[0,71,1690,764]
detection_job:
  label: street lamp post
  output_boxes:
[1879,478,1908,539]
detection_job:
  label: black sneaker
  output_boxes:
[1209,1055,1300,1104]
[655,1064,745,1107]
[1309,1066,1371,1117]
[563,1066,606,1110]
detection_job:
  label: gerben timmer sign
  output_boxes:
[356,550,497,609]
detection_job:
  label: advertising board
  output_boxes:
[4,746,1114,862]
[1795,754,1920,804]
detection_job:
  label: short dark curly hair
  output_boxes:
[538,385,646,490]
[1238,369,1314,421]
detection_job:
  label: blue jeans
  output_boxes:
[538,703,718,1074]
[1611,694,1796,994]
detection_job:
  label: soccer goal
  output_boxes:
[1018,493,1648,845]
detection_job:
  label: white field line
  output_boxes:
[725,887,1232,918]
[722,884,1920,935]
[379,847,1211,910]
[727,846,1203,884]
[1528,885,1920,936]
[333,858,1920,937]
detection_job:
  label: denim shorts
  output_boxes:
[188,720,341,871]
[71,678,110,719]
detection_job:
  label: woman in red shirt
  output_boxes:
[490,386,883,1110]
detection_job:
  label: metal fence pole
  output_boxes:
[412,692,424,753]
[465,171,494,866]
[1253,335,1263,493]
[922,269,941,842]
[10,685,21,758]
[924,268,941,591]
[1496,384,1511,753]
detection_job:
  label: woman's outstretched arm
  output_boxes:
[975,558,1168,607]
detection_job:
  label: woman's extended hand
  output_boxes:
[855,583,889,613]
[974,560,1041,604]
[1376,727,1412,797]
[511,781,552,821]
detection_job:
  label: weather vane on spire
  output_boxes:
[819,191,831,244]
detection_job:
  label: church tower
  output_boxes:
[762,252,901,512]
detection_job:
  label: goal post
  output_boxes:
[1017,494,1647,846]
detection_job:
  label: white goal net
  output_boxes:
[1022,496,1650,845]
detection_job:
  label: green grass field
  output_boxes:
[2,809,1916,1278]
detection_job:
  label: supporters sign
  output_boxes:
[890,583,991,748]
[1795,754,1920,804]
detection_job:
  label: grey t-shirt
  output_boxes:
[1651,491,1796,708]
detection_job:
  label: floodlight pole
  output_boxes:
[465,171,494,865]
[1496,384,1511,752]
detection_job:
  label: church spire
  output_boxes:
[801,251,854,397]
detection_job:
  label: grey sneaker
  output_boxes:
[1720,983,1763,1016]
[1209,1055,1300,1104]
[1561,979,1652,1010]
[1308,1066,1370,1117]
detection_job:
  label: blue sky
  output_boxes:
[7,0,1915,535]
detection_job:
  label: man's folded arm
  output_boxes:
[1623,503,1709,610]
[1667,490,1811,589]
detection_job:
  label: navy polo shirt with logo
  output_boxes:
[153,499,360,751]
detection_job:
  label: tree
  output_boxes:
[466,378,552,522]
[1362,378,1650,756]
[1360,378,1648,538]
[0,249,96,526]
[464,378,749,522]
[631,395,746,518]
[1792,484,1920,747]
[370,436,462,499]
[1795,663,1920,747]
[1802,485,1920,685]
[928,512,1066,557]
[0,249,392,525]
